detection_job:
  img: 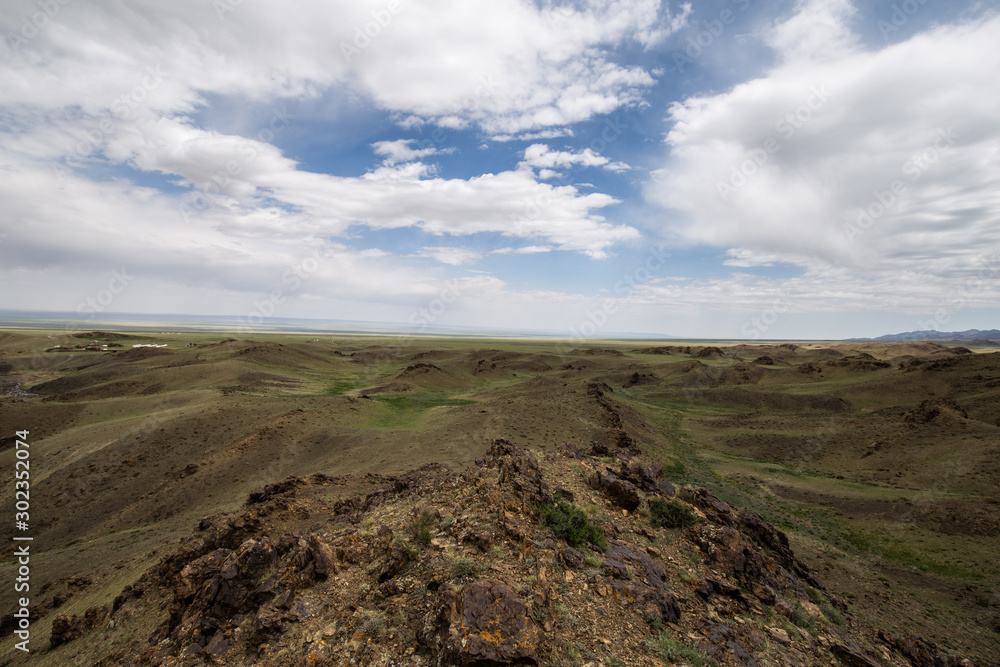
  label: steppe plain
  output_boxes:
[0,328,998,664]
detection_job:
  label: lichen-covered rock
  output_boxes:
[421,579,540,665]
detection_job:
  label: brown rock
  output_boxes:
[831,643,881,667]
[204,631,230,660]
[422,579,540,665]
[590,470,641,511]
[50,614,87,648]
[309,535,336,579]
[378,542,410,582]
[559,546,586,569]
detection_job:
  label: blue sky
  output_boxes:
[1,0,998,338]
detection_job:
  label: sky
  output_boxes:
[1,0,998,339]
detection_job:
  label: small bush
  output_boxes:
[649,498,697,529]
[539,501,607,551]
[451,557,479,579]
[359,610,385,638]
[410,510,436,545]
[650,632,717,666]
[820,602,846,626]
[399,541,419,560]
[789,602,816,630]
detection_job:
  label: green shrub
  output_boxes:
[650,632,717,666]
[399,541,419,560]
[410,509,436,545]
[539,501,607,551]
[820,602,846,626]
[649,498,697,529]
[450,557,479,579]
[789,602,816,630]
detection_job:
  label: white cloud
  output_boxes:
[490,128,575,143]
[493,246,553,255]
[417,246,483,266]
[519,143,631,174]
[648,5,1000,310]
[372,139,453,165]
[767,0,859,62]
[0,0,689,134]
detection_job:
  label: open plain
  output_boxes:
[1,329,998,665]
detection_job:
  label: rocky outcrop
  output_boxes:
[51,439,973,666]
[589,470,641,511]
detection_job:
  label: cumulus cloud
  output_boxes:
[372,139,454,165]
[417,246,483,266]
[647,5,1000,311]
[519,144,631,176]
[0,0,689,133]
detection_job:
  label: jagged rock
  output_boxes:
[590,470,640,511]
[831,642,881,667]
[378,542,410,583]
[309,536,336,579]
[421,579,540,665]
[559,546,586,569]
[694,578,749,607]
[905,398,969,423]
[617,461,676,497]
[176,549,232,600]
[690,488,739,528]
[737,509,794,568]
[204,631,231,660]
[698,622,760,666]
[768,626,791,645]
[50,614,87,648]
[246,477,304,505]
[479,439,551,510]
[882,633,968,667]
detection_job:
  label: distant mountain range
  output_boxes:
[853,329,1000,342]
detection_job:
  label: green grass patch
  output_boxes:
[843,529,978,578]
[364,393,477,429]
[539,501,607,551]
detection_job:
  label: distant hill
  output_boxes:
[853,329,1000,342]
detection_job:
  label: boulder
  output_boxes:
[50,614,87,648]
[590,470,640,512]
[421,579,540,665]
